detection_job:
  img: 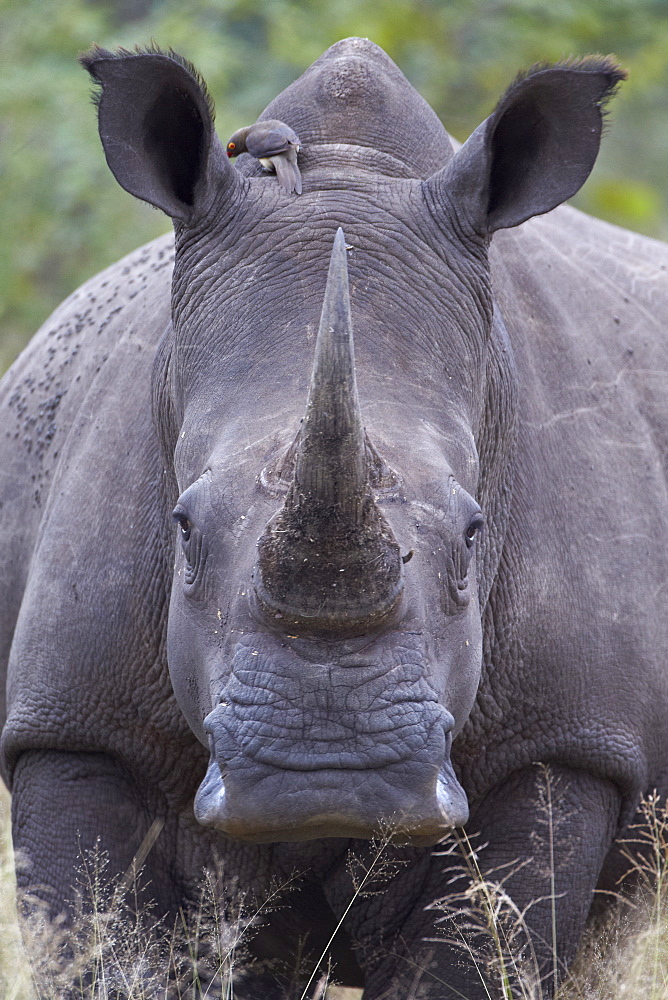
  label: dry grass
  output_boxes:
[0,784,33,1000]
[426,782,668,1000]
[560,792,668,1000]
[1,781,668,1000]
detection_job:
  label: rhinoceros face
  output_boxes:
[83,39,624,842]
[165,227,484,842]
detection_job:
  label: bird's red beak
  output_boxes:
[226,151,234,158]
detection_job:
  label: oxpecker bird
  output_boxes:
[226,120,302,195]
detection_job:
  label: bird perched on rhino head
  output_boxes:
[226,120,302,195]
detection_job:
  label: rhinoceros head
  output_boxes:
[82,39,623,842]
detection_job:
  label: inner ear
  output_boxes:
[146,87,206,208]
[487,97,549,222]
[426,58,626,236]
[80,47,241,221]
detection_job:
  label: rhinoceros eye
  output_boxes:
[172,507,206,589]
[465,513,484,547]
[173,510,192,541]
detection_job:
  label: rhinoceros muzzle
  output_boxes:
[194,642,469,844]
[194,728,469,845]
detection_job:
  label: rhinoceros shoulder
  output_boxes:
[465,208,668,806]
[0,234,174,755]
[492,205,668,359]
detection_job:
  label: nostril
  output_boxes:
[441,710,456,737]
[207,732,230,780]
[202,705,239,769]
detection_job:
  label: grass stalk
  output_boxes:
[3,784,668,999]
[298,834,394,1000]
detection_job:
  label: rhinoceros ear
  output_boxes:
[427,57,626,235]
[80,46,240,221]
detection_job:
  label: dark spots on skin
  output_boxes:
[97,306,124,337]
[5,240,174,510]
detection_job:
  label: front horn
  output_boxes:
[254,228,404,635]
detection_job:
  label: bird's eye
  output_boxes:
[465,515,484,547]
[227,142,235,151]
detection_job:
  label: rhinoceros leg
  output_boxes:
[327,765,621,999]
[416,765,622,1000]
[11,751,348,998]
[11,749,188,989]
[12,751,169,905]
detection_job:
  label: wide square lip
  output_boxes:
[193,750,469,846]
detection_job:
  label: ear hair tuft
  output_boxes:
[79,44,216,125]
[495,55,627,118]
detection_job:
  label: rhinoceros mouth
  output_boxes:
[207,700,453,773]
[195,655,468,843]
[193,750,468,845]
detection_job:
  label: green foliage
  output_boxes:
[2,0,667,370]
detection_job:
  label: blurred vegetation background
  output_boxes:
[2,0,667,372]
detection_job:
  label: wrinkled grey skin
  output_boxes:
[2,37,668,999]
